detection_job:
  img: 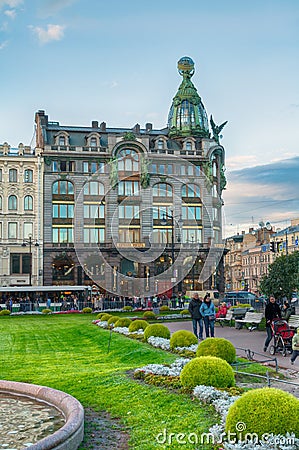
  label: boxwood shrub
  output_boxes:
[170,330,198,350]
[107,316,120,326]
[180,356,235,388]
[196,337,236,364]
[226,387,299,439]
[180,309,190,316]
[143,310,156,319]
[100,313,113,322]
[160,305,170,312]
[114,317,132,328]
[0,309,11,315]
[144,324,170,341]
[96,312,106,319]
[128,319,149,332]
[41,309,52,314]
[82,307,92,313]
[122,305,133,311]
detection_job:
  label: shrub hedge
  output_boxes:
[170,330,198,350]
[128,320,149,332]
[180,356,235,388]
[226,387,299,439]
[196,337,236,364]
[114,317,132,328]
[144,324,170,341]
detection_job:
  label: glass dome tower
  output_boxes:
[168,57,209,138]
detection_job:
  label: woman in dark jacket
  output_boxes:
[188,293,203,340]
[264,295,281,352]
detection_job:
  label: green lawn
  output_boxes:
[0,314,217,449]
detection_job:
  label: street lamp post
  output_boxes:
[22,234,39,286]
[161,212,174,298]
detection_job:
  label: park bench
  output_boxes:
[235,312,264,331]
[216,310,233,327]
[288,315,299,329]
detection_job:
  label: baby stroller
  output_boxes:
[269,318,295,356]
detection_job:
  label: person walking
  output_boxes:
[188,293,203,340]
[290,327,299,365]
[200,293,216,338]
[263,295,281,352]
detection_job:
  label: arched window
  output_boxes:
[52,180,74,195]
[117,149,139,172]
[24,195,33,210]
[9,169,17,182]
[182,183,200,198]
[0,169,2,182]
[90,137,97,147]
[59,136,66,146]
[157,139,164,150]
[212,161,217,177]
[24,169,33,183]
[0,196,2,209]
[8,195,17,210]
[153,183,173,197]
[185,141,192,151]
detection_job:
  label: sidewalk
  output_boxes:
[166,320,299,372]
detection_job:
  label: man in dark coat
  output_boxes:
[264,295,281,352]
[188,293,203,340]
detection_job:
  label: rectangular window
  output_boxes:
[118,228,140,243]
[8,222,17,239]
[10,254,31,274]
[182,228,202,243]
[52,228,73,243]
[52,161,58,172]
[84,227,105,243]
[119,205,139,219]
[180,165,186,176]
[9,169,17,182]
[182,206,201,220]
[23,222,33,238]
[152,228,172,244]
[118,181,139,196]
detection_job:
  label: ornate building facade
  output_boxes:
[35,57,227,296]
[0,142,43,287]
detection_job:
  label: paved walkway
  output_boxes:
[166,320,299,372]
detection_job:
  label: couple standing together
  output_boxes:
[188,293,216,339]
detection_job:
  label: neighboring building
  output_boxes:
[272,219,299,255]
[0,142,43,287]
[35,56,227,296]
[225,220,299,295]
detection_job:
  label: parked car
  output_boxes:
[222,291,261,308]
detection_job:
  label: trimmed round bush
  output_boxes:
[0,309,11,315]
[180,356,235,388]
[114,317,132,328]
[82,307,92,313]
[226,387,299,439]
[160,305,170,312]
[196,337,236,364]
[96,312,106,319]
[170,330,198,349]
[122,305,133,311]
[100,313,113,322]
[143,310,156,319]
[128,319,149,332]
[180,309,190,316]
[144,324,170,341]
[107,316,120,326]
[41,308,52,314]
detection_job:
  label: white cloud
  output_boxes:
[29,24,65,44]
[4,8,16,18]
[0,0,22,7]
[225,154,258,170]
[0,40,8,49]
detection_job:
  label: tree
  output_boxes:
[259,251,299,300]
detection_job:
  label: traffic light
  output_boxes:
[270,241,276,253]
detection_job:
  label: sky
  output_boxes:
[0,0,298,235]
